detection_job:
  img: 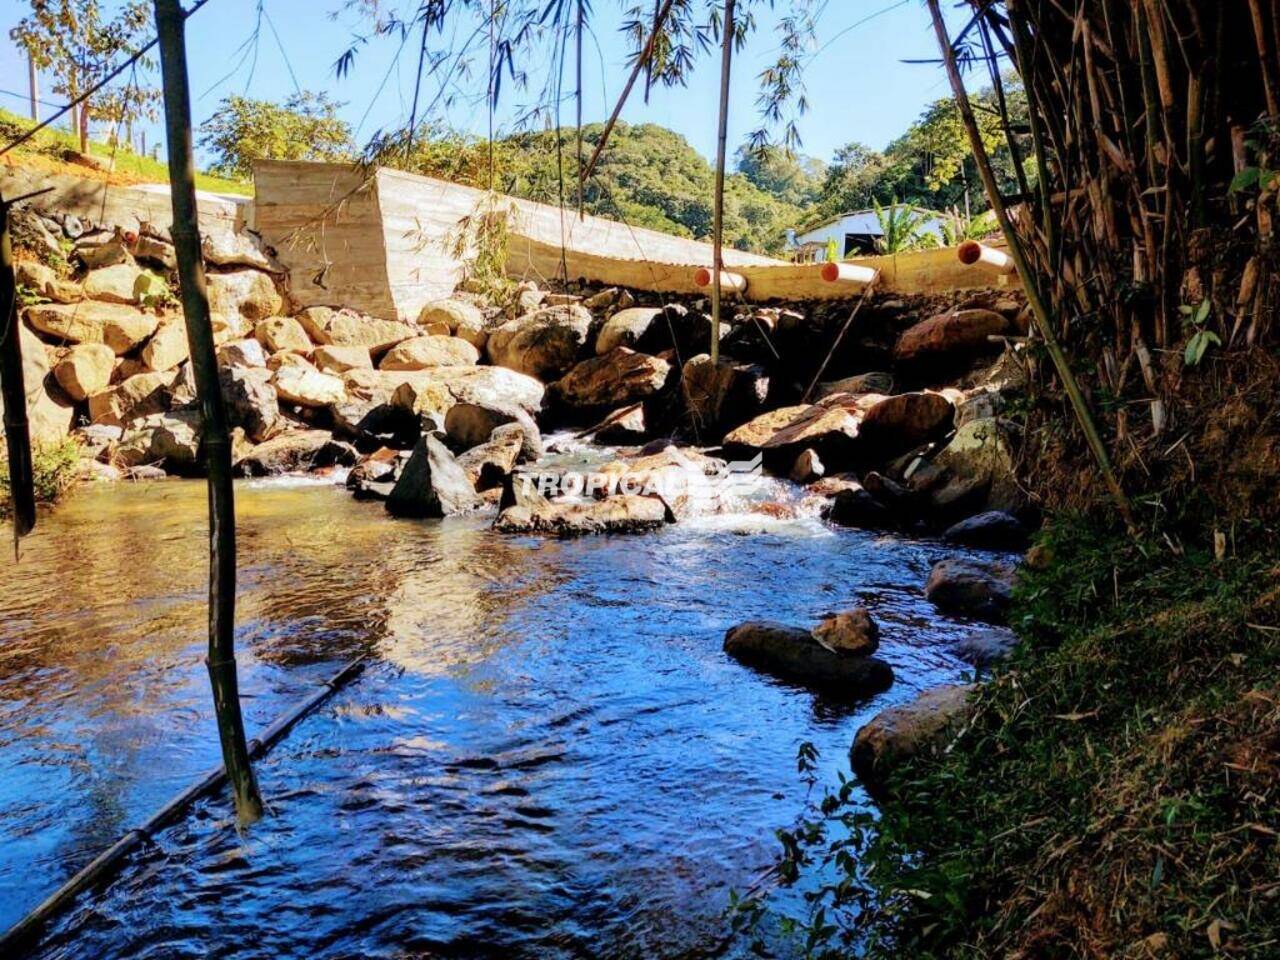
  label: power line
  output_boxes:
[0,0,216,158]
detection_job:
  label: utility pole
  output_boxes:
[709,0,736,363]
[27,55,38,122]
[153,0,264,826]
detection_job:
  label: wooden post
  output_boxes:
[710,0,736,364]
[153,0,263,826]
[27,55,39,122]
[925,0,1135,532]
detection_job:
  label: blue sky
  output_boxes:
[0,0,969,169]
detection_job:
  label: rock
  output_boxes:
[930,417,1022,515]
[812,608,879,657]
[87,370,179,426]
[456,423,526,491]
[15,260,60,295]
[254,316,312,355]
[724,394,879,470]
[508,283,545,317]
[212,313,253,345]
[680,353,770,441]
[924,558,1016,623]
[894,309,1008,368]
[24,301,155,350]
[439,365,545,415]
[0,322,74,443]
[131,234,177,270]
[106,309,163,356]
[208,270,283,321]
[313,344,373,374]
[952,627,1018,668]
[53,343,116,401]
[487,304,592,380]
[76,423,124,461]
[954,389,1005,428]
[418,299,485,337]
[550,348,671,410]
[234,430,356,476]
[592,404,649,445]
[443,401,542,459]
[266,351,314,373]
[790,448,824,484]
[82,262,144,304]
[495,484,671,537]
[943,511,1030,550]
[385,434,481,518]
[219,366,280,442]
[141,320,190,372]
[216,338,267,369]
[595,307,664,354]
[825,483,898,531]
[116,410,203,472]
[723,621,894,697]
[201,232,279,271]
[296,307,416,355]
[273,365,346,408]
[76,235,132,270]
[380,335,480,370]
[857,392,955,459]
[851,685,974,797]
[815,371,894,399]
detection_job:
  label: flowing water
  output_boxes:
[0,477,990,958]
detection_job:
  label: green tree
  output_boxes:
[735,144,825,207]
[11,0,157,153]
[199,92,355,180]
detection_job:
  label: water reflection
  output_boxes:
[1,480,982,957]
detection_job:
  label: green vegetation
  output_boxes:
[0,107,251,196]
[746,519,1280,959]
[0,438,82,515]
[198,92,354,180]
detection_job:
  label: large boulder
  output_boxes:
[418,299,487,348]
[942,511,1030,550]
[207,270,283,321]
[895,309,1007,369]
[856,391,954,459]
[218,366,280,442]
[594,305,703,356]
[115,410,203,472]
[380,335,480,370]
[924,558,1016,623]
[851,684,974,798]
[24,301,157,351]
[82,262,144,304]
[444,401,542,459]
[273,364,346,408]
[313,344,372,374]
[87,370,179,426]
[201,232,279,271]
[824,482,898,531]
[141,320,190,372]
[723,395,876,470]
[456,422,526,491]
[234,430,357,476]
[494,475,671,537]
[385,434,481,518]
[53,343,115,401]
[296,307,416,355]
[930,417,1022,515]
[680,353,770,441]
[486,304,592,380]
[550,348,671,410]
[0,322,74,443]
[254,316,312,355]
[723,621,894,697]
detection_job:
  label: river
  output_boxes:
[0,477,984,958]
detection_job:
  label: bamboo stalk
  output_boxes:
[710,0,736,365]
[153,0,263,826]
[926,0,1136,532]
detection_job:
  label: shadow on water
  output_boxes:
[0,479,987,958]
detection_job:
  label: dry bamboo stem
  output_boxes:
[927,0,1136,531]
[154,0,263,826]
[710,0,736,365]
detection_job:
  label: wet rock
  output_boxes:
[812,609,880,657]
[296,307,415,355]
[87,370,179,426]
[487,304,592,380]
[208,269,283,321]
[592,404,648,445]
[815,371,894,399]
[723,621,894,698]
[896,308,1007,360]
[790,448,824,484]
[680,353,770,441]
[495,485,671,537]
[952,627,1018,668]
[273,364,346,408]
[943,511,1030,550]
[254,316,312,355]
[53,343,115,401]
[550,348,671,410]
[456,423,526,491]
[234,430,357,476]
[216,338,267,369]
[141,320,190,373]
[924,558,1016,623]
[825,483,898,531]
[385,434,481,518]
[219,366,280,442]
[380,335,480,370]
[82,262,144,304]
[851,684,974,798]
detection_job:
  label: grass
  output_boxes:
[0,437,83,516]
[749,518,1280,959]
[0,107,252,196]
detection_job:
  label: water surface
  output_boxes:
[0,479,983,958]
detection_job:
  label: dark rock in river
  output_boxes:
[924,558,1015,623]
[234,430,357,477]
[723,621,893,698]
[825,483,898,531]
[851,684,974,798]
[952,626,1018,668]
[386,434,481,518]
[943,511,1030,550]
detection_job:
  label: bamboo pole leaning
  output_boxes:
[709,0,737,364]
[153,0,263,826]
[925,0,1136,532]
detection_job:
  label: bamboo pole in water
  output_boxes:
[924,0,1135,532]
[709,0,736,364]
[153,0,263,826]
